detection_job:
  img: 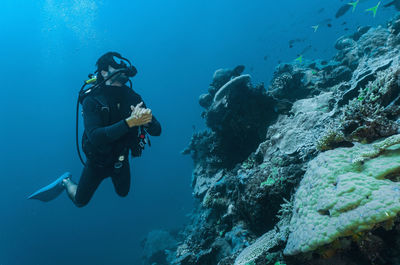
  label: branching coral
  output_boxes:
[352,133,400,164]
[277,197,294,220]
[340,68,400,143]
[341,98,398,143]
[316,130,347,151]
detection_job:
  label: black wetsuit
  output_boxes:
[76,84,161,206]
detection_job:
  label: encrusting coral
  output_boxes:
[284,134,400,255]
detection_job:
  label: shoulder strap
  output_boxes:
[91,94,110,126]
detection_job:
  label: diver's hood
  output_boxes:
[96,52,137,78]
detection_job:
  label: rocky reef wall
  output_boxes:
[142,15,400,265]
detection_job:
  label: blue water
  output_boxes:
[0,0,396,264]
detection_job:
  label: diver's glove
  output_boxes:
[125,102,153,128]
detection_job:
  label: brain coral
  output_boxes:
[284,134,400,255]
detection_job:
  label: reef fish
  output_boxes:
[384,0,400,10]
[365,1,380,17]
[335,4,352,18]
[336,0,368,18]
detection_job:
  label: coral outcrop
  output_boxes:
[184,68,278,171]
[141,230,178,265]
[143,14,400,265]
[285,134,400,255]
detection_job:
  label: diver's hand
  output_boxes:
[125,102,153,128]
[131,102,152,121]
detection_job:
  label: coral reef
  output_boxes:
[141,230,178,265]
[339,67,400,143]
[185,70,278,170]
[284,135,400,255]
[143,14,400,265]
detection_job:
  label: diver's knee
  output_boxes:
[74,197,90,208]
[75,202,87,208]
[116,189,129,197]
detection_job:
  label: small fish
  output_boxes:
[311,24,319,32]
[348,0,360,12]
[335,4,352,18]
[295,55,303,64]
[327,23,332,28]
[289,38,306,46]
[365,1,381,17]
[319,18,332,24]
[383,0,400,11]
[300,45,312,55]
[318,8,325,13]
[289,38,307,49]
[263,55,268,61]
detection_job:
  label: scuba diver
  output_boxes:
[28,52,161,207]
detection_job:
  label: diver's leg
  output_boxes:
[63,163,107,207]
[62,177,78,202]
[111,159,131,197]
